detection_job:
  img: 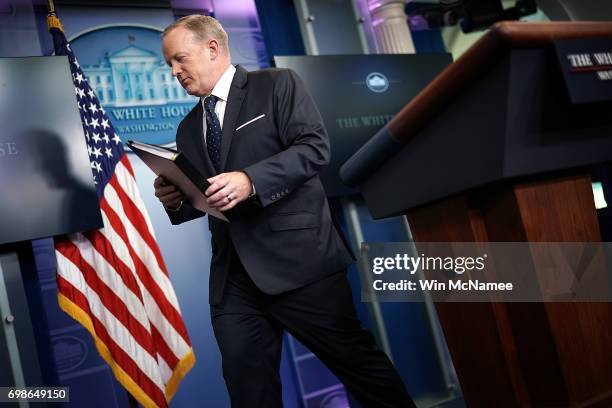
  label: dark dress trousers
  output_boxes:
[165,65,415,408]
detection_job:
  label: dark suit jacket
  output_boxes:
[166,65,354,305]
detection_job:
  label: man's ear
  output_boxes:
[208,38,220,60]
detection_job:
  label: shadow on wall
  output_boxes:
[0,129,99,244]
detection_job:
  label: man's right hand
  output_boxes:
[154,176,184,211]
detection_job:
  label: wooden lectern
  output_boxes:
[341,22,612,407]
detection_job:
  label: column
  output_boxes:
[367,0,415,54]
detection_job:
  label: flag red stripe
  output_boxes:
[108,174,169,276]
[56,274,168,408]
[84,229,144,304]
[121,154,136,178]
[150,324,180,369]
[100,197,190,343]
[56,239,156,358]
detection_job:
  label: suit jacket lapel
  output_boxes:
[185,102,216,176]
[220,65,248,171]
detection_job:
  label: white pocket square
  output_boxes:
[236,114,265,131]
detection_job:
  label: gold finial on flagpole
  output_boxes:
[46,0,64,32]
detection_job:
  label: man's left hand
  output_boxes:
[206,171,254,211]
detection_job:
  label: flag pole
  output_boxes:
[47,0,55,14]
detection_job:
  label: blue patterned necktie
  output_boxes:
[204,95,222,172]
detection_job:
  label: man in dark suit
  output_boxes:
[155,15,415,408]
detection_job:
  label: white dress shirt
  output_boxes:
[202,64,236,145]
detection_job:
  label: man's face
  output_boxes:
[162,26,216,97]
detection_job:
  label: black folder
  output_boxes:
[127,140,228,222]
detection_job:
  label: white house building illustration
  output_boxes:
[82,44,194,107]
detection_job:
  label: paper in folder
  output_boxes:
[127,140,228,222]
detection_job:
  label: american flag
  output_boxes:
[48,14,194,408]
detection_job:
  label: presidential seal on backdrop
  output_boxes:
[70,25,198,148]
[365,72,389,93]
[53,335,89,373]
